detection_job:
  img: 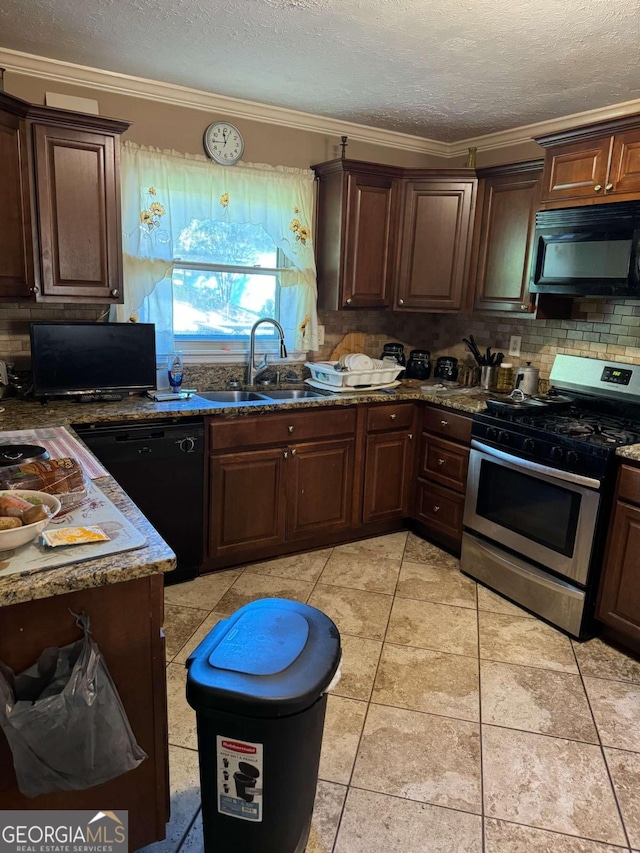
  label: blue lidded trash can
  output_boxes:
[186,597,341,853]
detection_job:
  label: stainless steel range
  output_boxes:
[461,354,640,638]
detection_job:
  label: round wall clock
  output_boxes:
[203,121,244,165]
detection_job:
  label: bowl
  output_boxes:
[0,490,62,550]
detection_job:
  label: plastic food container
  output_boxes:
[305,360,402,388]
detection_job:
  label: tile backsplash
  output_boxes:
[317,299,640,380]
[2,299,639,383]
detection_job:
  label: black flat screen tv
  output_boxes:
[30,322,157,399]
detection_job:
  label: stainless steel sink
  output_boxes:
[259,389,326,400]
[196,391,266,403]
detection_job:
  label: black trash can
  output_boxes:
[186,597,341,853]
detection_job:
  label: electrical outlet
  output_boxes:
[508,335,522,357]
[317,325,325,346]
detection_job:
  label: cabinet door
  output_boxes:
[209,448,287,559]
[342,172,396,308]
[287,438,355,540]
[395,179,475,311]
[597,500,640,640]
[32,123,123,302]
[0,109,34,299]
[420,433,469,494]
[609,129,640,197]
[472,165,542,313]
[540,137,612,204]
[363,430,414,523]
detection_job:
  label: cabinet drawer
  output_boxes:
[617,464,640,506]
[423,406,472,443]
[421,434,469,493]
[209,407,357,450]
[366,403,415,433]
[415,479,464,542]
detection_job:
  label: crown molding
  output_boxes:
[2,48,640,160]
[0,48,448,156]
[447,97,640,157]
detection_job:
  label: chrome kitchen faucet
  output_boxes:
[247,318,287,386]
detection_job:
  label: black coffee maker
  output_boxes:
[405,349,431,380]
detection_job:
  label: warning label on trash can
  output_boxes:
[216,736,264,822]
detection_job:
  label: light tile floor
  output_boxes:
[141,531,640,852]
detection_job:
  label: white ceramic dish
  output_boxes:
[0,490,62,550]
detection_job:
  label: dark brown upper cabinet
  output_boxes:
[394,173,477,312]
[0,92,130,304]
[312,159,399,309]
[537,116,640,208]
[469,160,543,314]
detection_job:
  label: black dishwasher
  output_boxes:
[74,418,204,584]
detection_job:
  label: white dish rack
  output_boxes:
[305,360,403,388]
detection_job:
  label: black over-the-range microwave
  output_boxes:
[530,201,640,297]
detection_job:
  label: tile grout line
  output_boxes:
[174,806,202,853]
[571,639,633,851]
[330,533,409,853]
[476,581,486,853]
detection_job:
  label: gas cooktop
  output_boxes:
[514,410,640,448]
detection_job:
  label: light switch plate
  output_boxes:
[317,325,325,346]
[508,335,522,357]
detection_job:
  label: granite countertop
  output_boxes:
[0,383,487,431]
[0,474,176,608]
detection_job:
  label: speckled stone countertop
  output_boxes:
[0,384,487,431]
[615,445,640,463]
[0,475,176,608]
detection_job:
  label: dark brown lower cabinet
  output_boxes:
[597,464,640,643]
[363,430,414,523]
[0,575,169,852]
[209,447,287,561]
[207,411,356,565]
[413,406,472,551]
[287,438,354,539]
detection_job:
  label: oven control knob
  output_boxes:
[567,450,579,465]
[550,446,564,462]
[523,438,535,452]
[487,427,498,441]
[498,430,510,445]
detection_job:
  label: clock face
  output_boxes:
[203,122,244,165]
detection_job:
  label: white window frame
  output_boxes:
[171,252,304,364]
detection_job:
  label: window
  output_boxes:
[117,141,319,357]
[172,220,288,343]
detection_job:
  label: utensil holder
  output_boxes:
[480,366,498,390]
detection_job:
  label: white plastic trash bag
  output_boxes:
[0,611,147,797]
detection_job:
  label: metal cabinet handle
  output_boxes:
[30,285,39,294]
[346,298,353,305]
[594,184,602,192]
[283,450,288,458]
[437,458,445,466]
[408,433,413,440]
[390,413,396,420]
[606,182,614,191]
[398,299,405,305]
[288,425,295,433]
[110,289,120,297]
[433,505,440,512]
[520,304,528,311]
[291,448,297,456]
[440,419,448,427]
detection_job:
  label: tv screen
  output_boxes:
[30,322,157,398]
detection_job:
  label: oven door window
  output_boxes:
[476,459,582,557]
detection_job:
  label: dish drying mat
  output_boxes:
[0,427,108,480]
[0,479,146,578]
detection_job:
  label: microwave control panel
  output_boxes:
[601,366,633,386]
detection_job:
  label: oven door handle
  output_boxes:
[470,440,601,490]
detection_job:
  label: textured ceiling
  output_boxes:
[1,0,640,141]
